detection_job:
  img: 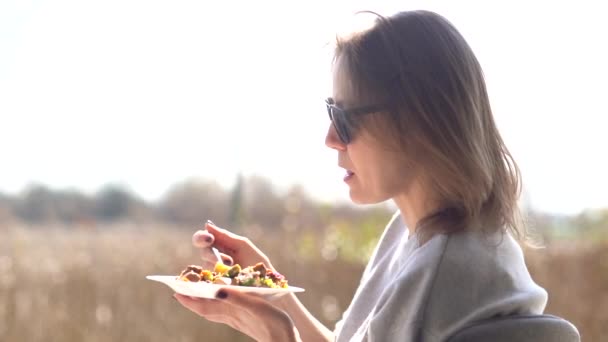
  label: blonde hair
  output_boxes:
[334,10,528,242]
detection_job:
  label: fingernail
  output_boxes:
[216,290,228,299]
[207,220,215,225]
[224,258,233,266]
[204,236,213,243]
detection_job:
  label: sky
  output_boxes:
[1,0,607,215]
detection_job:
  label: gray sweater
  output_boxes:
[334,211,548,342]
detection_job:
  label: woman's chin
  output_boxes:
[348,189,364,204]
[348,189,382,205]
[349,187,390,205]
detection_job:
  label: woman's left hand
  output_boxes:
[174,289,301,342]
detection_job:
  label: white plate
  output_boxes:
[146,275,305,300]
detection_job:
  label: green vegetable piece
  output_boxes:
[241,278,255,286]
[227,264,241,278]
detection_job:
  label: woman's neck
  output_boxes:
[392,180,440,235]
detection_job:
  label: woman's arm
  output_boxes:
[275,293,335,342]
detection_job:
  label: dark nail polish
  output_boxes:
[204,236,213,243]
[216,290,228,299]
[223,258,233,266]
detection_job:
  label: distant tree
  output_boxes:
[571,209,608,239]
[242,175,284,229]
[94,185,138,222]
[0,192,16,223]
[15,184,56,222]
[54,190,96,223]
[159,179,229,226]
[229,172,245,227]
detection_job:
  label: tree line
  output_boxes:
[0,174,392,231]
[1,175,605,241]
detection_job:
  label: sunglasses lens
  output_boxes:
[329,108,351,144]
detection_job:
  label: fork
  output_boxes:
[211,247,224,265]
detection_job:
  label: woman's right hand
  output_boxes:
[192,221,275,271]
[189,221,334,342]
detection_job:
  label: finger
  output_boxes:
[216,288,271,309]
[204,221,274,271]
[215,289,289,321]
[205,221,242,239]
[174,293,225,319]
[219,252,234,266]
[192,230,214,248]
[205,221,243,255]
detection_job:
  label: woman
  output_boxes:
[174,10,548,342]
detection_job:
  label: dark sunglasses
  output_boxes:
[325,97,384,144]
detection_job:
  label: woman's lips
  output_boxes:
[344,170,355,182]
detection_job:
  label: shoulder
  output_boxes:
[421,229,548,337]
[430,229,537,290]
[406,229,530,281]
[368,229,547,340]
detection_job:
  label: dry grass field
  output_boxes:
[0,222,605,341]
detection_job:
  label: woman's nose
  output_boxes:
[325,123,346,151]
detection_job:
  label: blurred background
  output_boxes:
[1,0,606,341]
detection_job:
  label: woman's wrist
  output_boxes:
[274,292,298,312]
[272,293,334,342]
[264,310,301,342]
